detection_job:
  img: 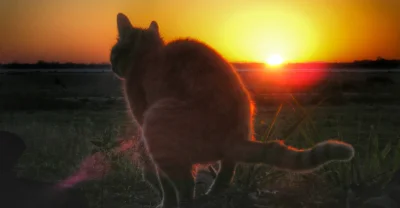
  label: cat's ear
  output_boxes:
[117,13,133,38]
[148,21,159,36]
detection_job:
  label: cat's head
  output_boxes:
[110,13,162,79]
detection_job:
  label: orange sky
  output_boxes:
[0,0,399,63]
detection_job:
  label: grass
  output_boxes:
[253,97,400,207]
[1,97,400,208]
[2,68,400,207]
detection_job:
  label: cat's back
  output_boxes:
[144,38,250,106]
[162,38,232,75]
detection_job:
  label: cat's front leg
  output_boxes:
[156,164,195,208]
[206,160,236,195]
[194,164,217,197]
[136,133,163,195]
[141,161,163,196]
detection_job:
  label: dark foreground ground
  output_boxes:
[1,70,400,208]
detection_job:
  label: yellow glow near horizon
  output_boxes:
[0,0,399,63]
[266,54,284,67]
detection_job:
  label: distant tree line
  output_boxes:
[1,57,399,70]
[234,57,400,70]
[1,60,110,70]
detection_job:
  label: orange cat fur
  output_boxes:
[110,13,355,208]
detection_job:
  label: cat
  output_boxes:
[110,13,355,208]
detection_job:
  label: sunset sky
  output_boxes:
[1,0,399,64]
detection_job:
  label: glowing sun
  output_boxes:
[266,54,284,67]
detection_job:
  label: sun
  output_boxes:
[266,54,284,67]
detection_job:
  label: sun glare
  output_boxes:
[266,54,284,67]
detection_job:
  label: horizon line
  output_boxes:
[1,57,400,65]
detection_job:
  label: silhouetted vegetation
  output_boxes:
[233,57,400,70]
[1,60,110,70]
[1,58,399,70]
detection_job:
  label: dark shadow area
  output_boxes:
[0,131,89,208]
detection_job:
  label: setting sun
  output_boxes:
[0,0,399,63]
[266,54,284,67]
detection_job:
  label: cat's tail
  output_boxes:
[228,139,354,172]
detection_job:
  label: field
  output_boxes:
[2,70,400,110]
[1,70,400,208]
